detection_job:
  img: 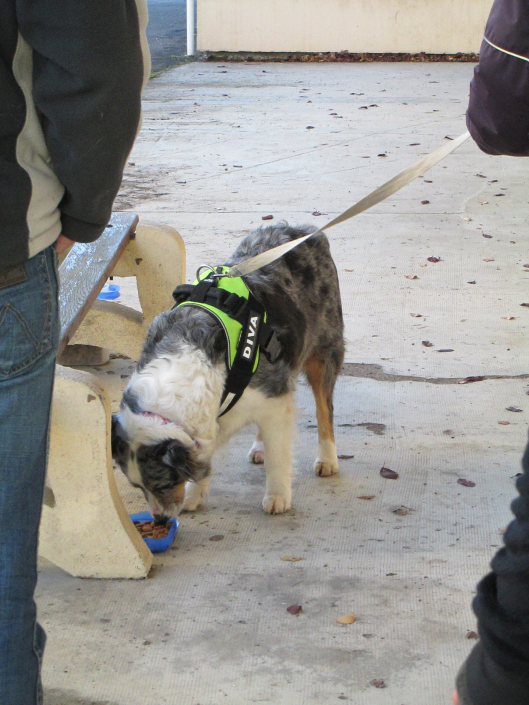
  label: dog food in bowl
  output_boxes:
[129,512,179,553]
[134,520,170,539]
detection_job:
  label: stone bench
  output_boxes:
[39,214,185,579]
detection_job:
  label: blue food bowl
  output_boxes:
[130,512,179,553]
[97,284,121,301]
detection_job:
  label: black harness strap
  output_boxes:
[171,277,282,417]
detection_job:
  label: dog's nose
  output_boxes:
[153,513,169,526]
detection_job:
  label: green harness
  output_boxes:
[172,267,281,416]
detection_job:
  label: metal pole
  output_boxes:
[187,0,195,56]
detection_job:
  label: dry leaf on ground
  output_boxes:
[437,349,454,353]
[422,340,433,347]
[405,275,418,280]
[370,679,387,689]
[380,467,399,480]
[506,406,522,412]
[498,421,510,425]
[262,215,274,221]
[287,604,302,615]
[358,495,375,500]
[457,479,476,488]
[458,376,485,384]
[483,233,493,238]
[338,454,355,460]
[502,316,516,321]
[281,556,305,562]
[466,631,479,640]
[337,613,356,625]
[427,256,441,263]
[410,313,422,317]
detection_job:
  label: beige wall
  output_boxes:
[198,0,493,54]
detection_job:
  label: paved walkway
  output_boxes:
[40,62,529,705]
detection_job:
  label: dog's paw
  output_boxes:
[314,460,339,477]
[247,440,265,465]
[262,494,291,515]
[182,497,203,512]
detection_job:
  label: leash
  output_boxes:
[226,130,470,278]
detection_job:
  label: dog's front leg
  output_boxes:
[183,475,211,512]
[258,393,295,515]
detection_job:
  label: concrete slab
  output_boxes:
[39,62,529,704]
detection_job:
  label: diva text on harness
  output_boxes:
[172,267,281,416]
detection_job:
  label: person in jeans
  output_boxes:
[0,3,149,703]
[453,1,529,703]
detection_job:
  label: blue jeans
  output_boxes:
[0,245,59,705]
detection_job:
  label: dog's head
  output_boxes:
[111,415,208,521]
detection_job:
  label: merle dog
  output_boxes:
[112,224,344,521]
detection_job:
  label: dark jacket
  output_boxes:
[0,0,150,270]
[467,0,529,156]
[456,442,529,705]
[463,4,529,702]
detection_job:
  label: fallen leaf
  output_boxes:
[484,258,495,262]
[475,173,486,178]
[262,215,274,221]
[419,264,428,267]
[478,199,489,205]
[458,376,485,384]
[421,200,430,205]
[306,126,315,130]
[380,467,399,480]
[337,613,356,625]
[506,406,523,413]
[209,535,225,542]
[422,340,433,347]
[498,421,510,425]
[287,604,302,615]
[386,573,397,576]
[370,679,387,689]
[437,349,454,353]
[457,479,476,487]
[393,506,412,516]
[281,556,305,562]
[405,275,418,280]
[483,234,493,238]
[427,256,441,262]
[495,193,505,197]
[344,269,354,272]
[378,153,387,157]
[233,165,243,168]
[410,313,422,317]
[338,454,355,460]
[87,394,96,403]
[312,211,322,216]
[467,280,476,284]
[466,631,479,640]
[524,264,529,268]
[135,258,143,265]
[521,303,529,307]
[502,316,516,320]
[358,495,375,500]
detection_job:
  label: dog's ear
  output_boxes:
[161,440,197,482]
[111,415,129,462]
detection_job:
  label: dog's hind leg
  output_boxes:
[248,430,265,465]
[304,356,340,477]
[257,393,295,514]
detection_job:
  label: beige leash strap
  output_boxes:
[227,130,470,278]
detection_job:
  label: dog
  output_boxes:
[111,223,344,522]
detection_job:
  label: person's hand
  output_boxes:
[452,690,460,705]
[55,234,75,254]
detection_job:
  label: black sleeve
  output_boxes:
[456,440,529,705]
[17,0,148,242]
[467,0,529,156]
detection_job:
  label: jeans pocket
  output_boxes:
[0,248,58,379]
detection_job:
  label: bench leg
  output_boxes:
[39,366,152,579]
[67,221,186,360]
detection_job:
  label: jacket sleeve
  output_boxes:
[455,440,529,705]
[17,0,150,243]
[467,0,529,156]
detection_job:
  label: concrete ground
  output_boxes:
[146,0,190,74]
[40,62,529,704]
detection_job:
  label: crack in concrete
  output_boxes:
[341,362,529,385]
